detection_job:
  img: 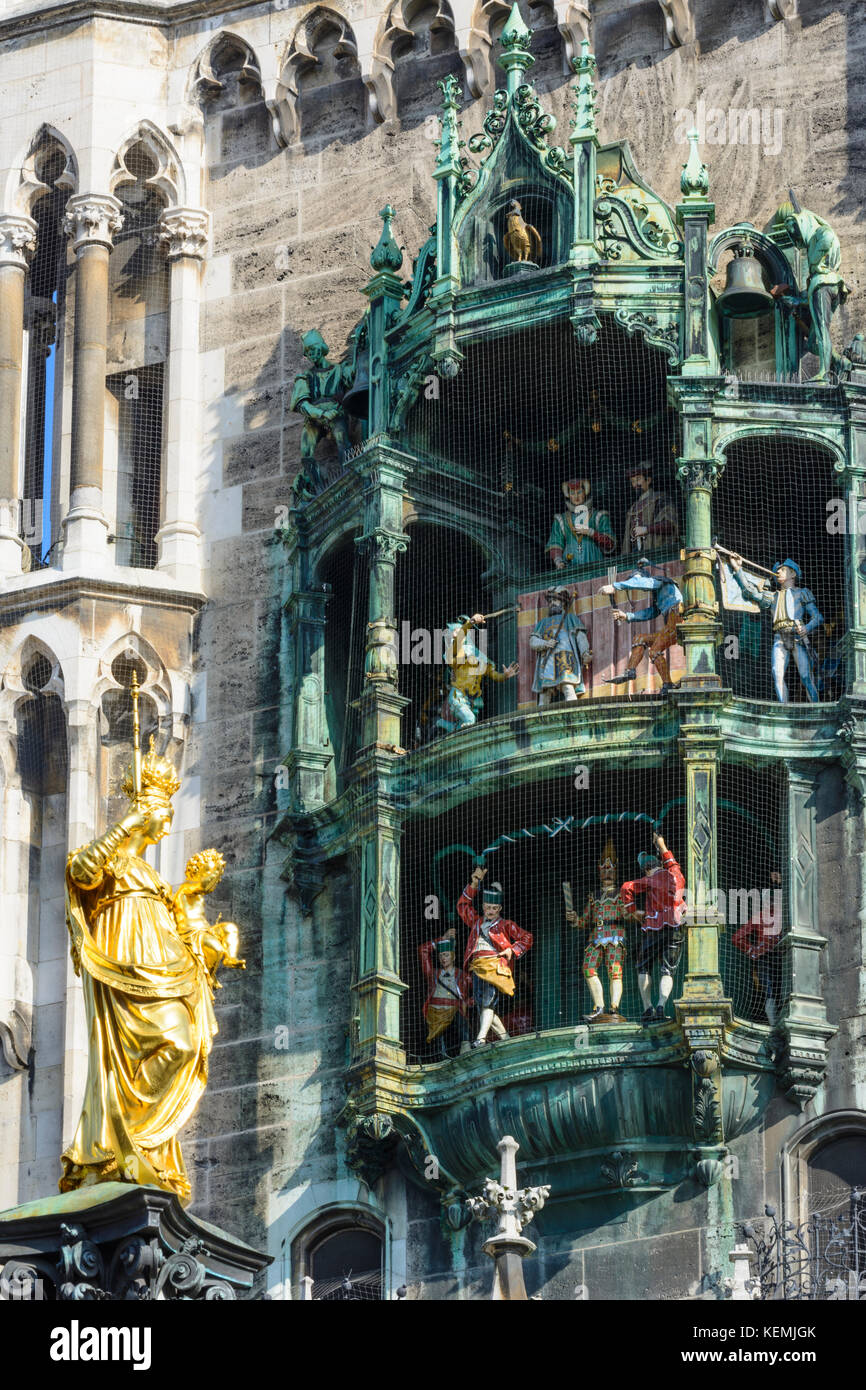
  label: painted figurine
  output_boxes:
[289,328,352,495]
[438,612,518,732]
[728,554,822,702]
[601,557,683,692]
[529,585,591,706]
[621,463,678,556]
[731,869,783,1025]
[565,839,629,1023]
[546,478,616,570]
[503,198,542,265]
[771,194,849,380]
[620,831,686,1024]
[418,927,473,1057]
[457,867,532,1047]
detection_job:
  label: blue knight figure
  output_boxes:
[729,554,823,702]
[528,586,591,706]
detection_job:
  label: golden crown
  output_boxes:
[122,737,181,802]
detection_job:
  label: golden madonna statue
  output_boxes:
[60,680,244,1204]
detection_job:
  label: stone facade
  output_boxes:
[0,0,864,1301]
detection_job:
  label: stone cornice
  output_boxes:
[0,566,206,620]
[0,0,269,41]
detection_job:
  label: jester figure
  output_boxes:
[457,867,532,1047]
[437,612,518,733]
[528,585,591,706]
[566,839,629,1023]
[601,557,683,693]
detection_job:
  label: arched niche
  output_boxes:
[378,0,463,126]
[281,10,367,147]
[316,532,366,793]
[394,519,503,745]
[712,433,845,703]
[455,121,572,284]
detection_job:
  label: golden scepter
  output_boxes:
[130,671,142,804]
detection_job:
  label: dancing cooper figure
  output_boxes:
[60,682,244,1204]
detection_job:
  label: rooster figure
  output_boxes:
[503,199,542,265]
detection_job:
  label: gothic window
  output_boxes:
[107,139,171,570]
[20,131,75,567]
[808,1136,866,1218]
[16,649,67,796]
[293,1212,384,1300]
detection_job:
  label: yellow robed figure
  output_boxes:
[60,684,244,1204]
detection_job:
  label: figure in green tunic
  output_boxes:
[546,478,616,570]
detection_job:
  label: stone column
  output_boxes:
[776,763,833,1109]
[61,194,123,572]
[155,207,209,590]
[676,454,723,688]
[0,214,37,577]
[351,447,411,1067]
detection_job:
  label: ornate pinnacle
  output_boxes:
[570,38,598,142]
[497,3,534,94]
[434,73,464,181]
[370,204,402,273]
[680,128,709,199]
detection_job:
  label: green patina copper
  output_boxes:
[278,18,860,1214]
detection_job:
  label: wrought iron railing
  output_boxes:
[742,1192,866,1300]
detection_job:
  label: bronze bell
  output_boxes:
[716,244,775,318]
[342,346,370,419]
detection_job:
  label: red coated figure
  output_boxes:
[418,927,473,1058]
[621,831,686,1025]
[457,866,532,1047]
[731,869,783,1024]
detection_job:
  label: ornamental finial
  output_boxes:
[370,204,402,273]
[680,128,709,198]
[497,3,534,94]
[435,73,465,181]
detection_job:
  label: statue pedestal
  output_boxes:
[0,1182,272,1302]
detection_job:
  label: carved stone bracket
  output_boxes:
[158,207,210,261]
[600,1150,640,1189]
[689,1050,724,1144]
[613,306,680,364]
